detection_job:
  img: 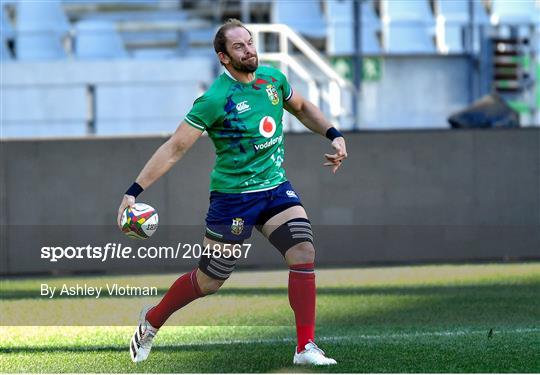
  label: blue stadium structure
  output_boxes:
[1,0,538,137]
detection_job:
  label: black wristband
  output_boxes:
[125,182,144,198]
[326,127,343,141]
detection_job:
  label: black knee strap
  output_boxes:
[268,218,313,257]
[198,253,237,281]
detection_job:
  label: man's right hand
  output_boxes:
[117,195,136,229]
[324,137,348,174]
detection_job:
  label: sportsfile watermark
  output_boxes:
[40,243,252,263]
[1,224,539,326]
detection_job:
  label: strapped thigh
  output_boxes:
[268,218,313,256]
[198,251,238,280]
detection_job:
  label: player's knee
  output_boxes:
[285,242,315,265]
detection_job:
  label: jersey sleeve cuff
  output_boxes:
[284,87,293,101]
[185,117,206,131]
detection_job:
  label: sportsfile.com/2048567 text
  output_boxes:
[40,243,251,262]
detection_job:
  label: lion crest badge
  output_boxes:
[231,217,244,235]
[266,84,280,105]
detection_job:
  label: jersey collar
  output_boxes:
[223,68,257,85]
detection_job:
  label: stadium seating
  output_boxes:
[1,42,12,61]
[381,0,436,53]
[1,5,13,60]
[436,0,490,53]
[185,28,216,57]
[75,20,128,59]
[490,0,539,24]
[15,0,70,60]
[271,0,326,39]
[325,0,353,55]
[131,49,180,59]
[16,34,69,60]
[16,0,70,33]
[326,0,380,55]
[383,0,432,22]
[61,0,160,6]
[74,9,187,22]
[384,22,436,53]
[361,0,382,54]
[76,10,192,57]
[1,5,13,37]
[437,0,489,23]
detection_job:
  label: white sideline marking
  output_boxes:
[169,327,540,347]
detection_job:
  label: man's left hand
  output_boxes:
[324,137,348,174]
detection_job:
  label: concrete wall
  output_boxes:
[1,129,539,275]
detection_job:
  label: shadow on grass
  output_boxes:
[1,281,539,328]
[0,341,290,354]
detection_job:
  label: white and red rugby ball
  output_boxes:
[121,203,159,239]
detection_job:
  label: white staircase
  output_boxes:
[247,23,357,131]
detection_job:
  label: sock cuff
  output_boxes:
[289,263,315,279]
[190,269,204,297]
[289,263,315,272]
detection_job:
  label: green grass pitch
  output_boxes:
[1,263,539,373]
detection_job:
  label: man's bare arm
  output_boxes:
[284,90,348,173]
[117,122,203,227]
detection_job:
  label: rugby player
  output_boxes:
[117,19,347,366]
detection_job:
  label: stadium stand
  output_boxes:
[435,0,490,53]
[74,10,189,56]
[380,0,436,53]
[184,27,217,57]
[271,0,326,40]
[1,0,538,137]
[1,4,14,60]
[15,0,70,60]
[490,0,539,24]
[1,40,13,61]
[325,0,353,55]
[360,0,382,54]
[75,19,128,59]
[489,0,539,39]
[326,0,380,55]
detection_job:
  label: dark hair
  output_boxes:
[213,18,251,55]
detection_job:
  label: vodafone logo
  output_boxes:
[259,116,276,138]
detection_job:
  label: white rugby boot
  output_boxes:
[293,340,337,365]
[130,306,158,363]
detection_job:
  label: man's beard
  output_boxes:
[230,54,258,73]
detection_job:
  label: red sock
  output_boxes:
[145,269,204,329]
[288,262,316,353]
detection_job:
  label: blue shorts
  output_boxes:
[205,181,303,243]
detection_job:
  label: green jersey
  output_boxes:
[185,65,293,193]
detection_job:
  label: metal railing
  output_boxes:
[247,23,357,130]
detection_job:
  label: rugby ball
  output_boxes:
[121,203,159,239]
